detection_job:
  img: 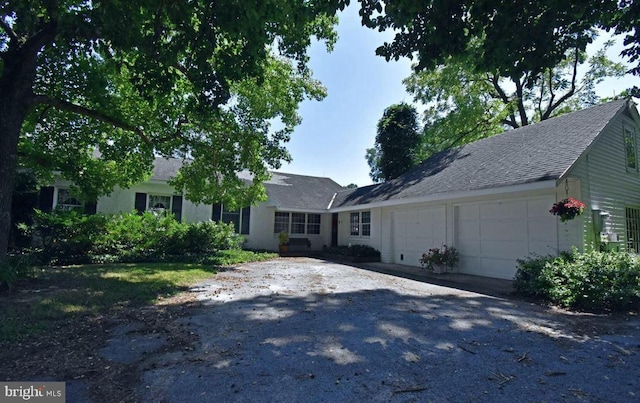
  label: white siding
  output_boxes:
[567,108,640,251]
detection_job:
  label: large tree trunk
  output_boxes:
[0,51,41,261]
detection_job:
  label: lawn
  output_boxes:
[0,250,277,341]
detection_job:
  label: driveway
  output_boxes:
[101,258,640,402]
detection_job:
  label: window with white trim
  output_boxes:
[274,212,290,234]
[291,213,306,234]
[624,128,637,171]
[350,212,360,236]
[56,188,83,211]
[350,211,371,237]
[148,194,172,213]
[626,207,640,253]
[274,212,322,235]
[307,214,321,235]
[212,204,251,234]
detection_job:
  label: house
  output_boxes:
[41,98,640,280]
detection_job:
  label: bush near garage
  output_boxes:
[514,249,640,312]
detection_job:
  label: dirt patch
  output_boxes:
[0,287,202,403]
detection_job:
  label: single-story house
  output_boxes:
[41,98,640,279]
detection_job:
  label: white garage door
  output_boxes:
[392,206,446,267]
[455,197,558,279]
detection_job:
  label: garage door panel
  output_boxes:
[455,197,558,280]
[393,207,446,267]
[481,219,528,241]
[481,240,529,260]
[480,201,526,219]
[529,219,556,240]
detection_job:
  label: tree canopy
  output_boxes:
[0,0,348,258]
[358,0,639,78]
[366,103,421,182]
[404,38,629,160]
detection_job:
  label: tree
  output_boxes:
[366,103,421,182]
[0,1,348,259]
[358,0,639,78]
[404,38,628,160]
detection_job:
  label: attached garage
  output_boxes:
[454,196,558,279]
[391,206,446,267]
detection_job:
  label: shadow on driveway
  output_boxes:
[133,259,640,402]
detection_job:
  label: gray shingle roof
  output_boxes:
[262,172,344,210]
[333,98,630,208]
[150,158,344,210]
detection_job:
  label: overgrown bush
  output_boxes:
[514,249,640,312]
[0,253,37,290]
[324,244,381,258]
[25,210,244,265]
[29,209,108,265]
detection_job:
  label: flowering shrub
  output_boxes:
[420,245,459,270]
[549,197,586,222]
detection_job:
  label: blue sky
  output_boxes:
[276,5,639,188]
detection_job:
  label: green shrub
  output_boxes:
[324,244,381,258]
[0,254,37,290]
[514,250,640,312]
[30,209,108,265]
[26,210,245,265]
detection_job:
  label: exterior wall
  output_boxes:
[567,108,640,251]
[337,209,383,253]
[246,206,335,252]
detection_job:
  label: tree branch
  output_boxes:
[0,18,19,44]
[542,47,579,120]
[512,77,529,126]
[490,73,518,128]
[32,95,151,144]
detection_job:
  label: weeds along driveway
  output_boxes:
[121,258,640,402]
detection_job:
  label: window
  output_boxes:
[274,212,290,234]
[350,212,360,236]
[626,207,640,253]
[56,189,83,211]
[291,213,306,234]
[148,194,171,212]
[307,214,321,235]
[274,212,322,235]
[625,128,637,171]
[361,211,371,236]
[350,211,371,237]
[213,204,251,234]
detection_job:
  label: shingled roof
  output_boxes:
[333,98,632,208]
[150,158,344,210]
[261,172,344,210]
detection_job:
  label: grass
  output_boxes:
[0,250,277,341]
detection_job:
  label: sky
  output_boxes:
[276,5,639,188]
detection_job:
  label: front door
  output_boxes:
[331,213,338,247]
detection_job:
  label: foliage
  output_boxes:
[402,39,627,160]
[366,103,421,182]
[323,244,381,258]
[279,231,290,246]
[549,198,586,222]
[0,1,348,259]
[26,210,244,265]
[358,0,638,78]
[0,253,36,290]
[514,250,640,312]
[419,245,459,270]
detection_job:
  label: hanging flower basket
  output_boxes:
[549,197,586,222]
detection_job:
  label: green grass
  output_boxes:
[0,250,277,341]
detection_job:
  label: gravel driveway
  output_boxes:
[105,258,640,402]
